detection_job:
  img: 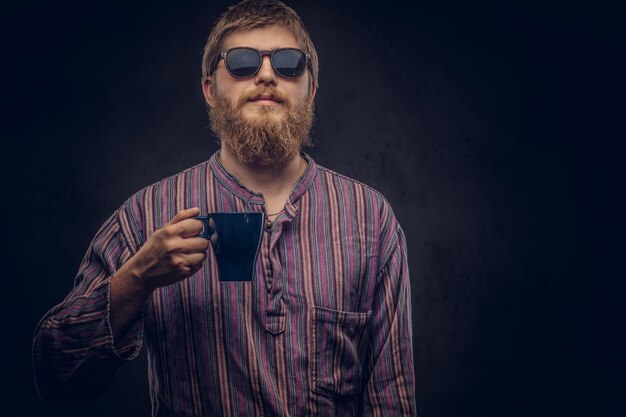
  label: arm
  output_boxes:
[32,208,144,401]
[361,227,417,416]
[33,206,208,401]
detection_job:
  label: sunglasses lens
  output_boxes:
[226,48,261,77]
[273,49,307,78]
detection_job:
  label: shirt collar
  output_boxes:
[208,151,318,206]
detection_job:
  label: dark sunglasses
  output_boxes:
[214,47,310,79]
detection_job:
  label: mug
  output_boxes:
[193,212,264,281]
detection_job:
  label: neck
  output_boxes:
[218,147,306,198]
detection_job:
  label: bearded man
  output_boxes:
[33,1,416,416]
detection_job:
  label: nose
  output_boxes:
[254,55,278,86]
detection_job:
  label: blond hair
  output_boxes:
[201,0,319,90]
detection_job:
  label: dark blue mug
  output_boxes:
[193,212,264,281]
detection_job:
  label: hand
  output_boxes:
[126,207,209,291]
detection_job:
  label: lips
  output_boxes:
[248,94,283,103]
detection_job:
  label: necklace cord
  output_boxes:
[266,209,285,217]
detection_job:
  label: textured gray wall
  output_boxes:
[3,0,624,416]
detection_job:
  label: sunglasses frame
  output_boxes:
[215,47,311,79]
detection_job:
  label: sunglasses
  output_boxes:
[214,47,310,79]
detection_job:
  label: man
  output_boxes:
[33,0,416,415]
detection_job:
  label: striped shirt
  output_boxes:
[33,152,416,416]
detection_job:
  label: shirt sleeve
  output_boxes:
[32,206,145,402]
[361,226,417,416]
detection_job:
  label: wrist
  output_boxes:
[114,261,154,299]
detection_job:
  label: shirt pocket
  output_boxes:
[311,306,372,398]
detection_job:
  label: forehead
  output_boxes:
[222,25,301,50]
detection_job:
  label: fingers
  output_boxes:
[183,252,207,266]
[162,235,209,255]
[167,207,200,226]
[177,218,206,238]
[165,210,221,241]
[174,252,207,276]
[208,218,218,248]
[166,208,206,238]
[182,237,210,253]
[210,232,219,248]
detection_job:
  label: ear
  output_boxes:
[202,76,215,107]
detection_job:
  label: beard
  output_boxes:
[209,86,314,168]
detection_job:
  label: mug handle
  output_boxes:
[192,216,211,239]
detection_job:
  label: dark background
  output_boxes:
[2,0,625,416]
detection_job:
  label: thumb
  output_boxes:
[168,207,200,225]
